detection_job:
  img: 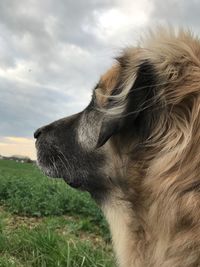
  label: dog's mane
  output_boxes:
[98,29,200,267]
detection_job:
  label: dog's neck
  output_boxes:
[102,152,200,267]
[102,192,142,267]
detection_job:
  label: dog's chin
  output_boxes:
[36,160,59,178]
[65,179,84,189]
[37,159,84,189]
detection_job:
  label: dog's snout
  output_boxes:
[34,127,44,139]
[34,113,81,140]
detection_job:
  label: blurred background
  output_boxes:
[0,0,200,160]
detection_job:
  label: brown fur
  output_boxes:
[97,29,200,267]
[95,63,121,107]
[35,28,200,267]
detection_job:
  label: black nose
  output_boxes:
[34,127,43,139]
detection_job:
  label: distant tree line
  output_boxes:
[0,155,35,163]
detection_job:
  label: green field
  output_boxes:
[0,160,115,267]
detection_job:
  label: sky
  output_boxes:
[0,0,200,159]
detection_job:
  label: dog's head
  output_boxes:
[35,29,200,202]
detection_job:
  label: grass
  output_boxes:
[0,160,115,267]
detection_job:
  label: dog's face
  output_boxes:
[35,55,155,198]
[35,30,200,202]
[34,64,128,200]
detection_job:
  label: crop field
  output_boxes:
[0,160,115,267]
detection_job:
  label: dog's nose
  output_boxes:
[34,127,43,139]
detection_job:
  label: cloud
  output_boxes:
[150,0,200,34]
[92,0,153,46]
[0,74,88,137]
[4,137,32,144]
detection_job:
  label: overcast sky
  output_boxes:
[0,0,199,159]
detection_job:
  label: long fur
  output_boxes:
[35,28,200,267]
[96,29,200,267]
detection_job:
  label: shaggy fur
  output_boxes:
[35,29,200,267]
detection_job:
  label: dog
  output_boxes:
[34,28,200,267]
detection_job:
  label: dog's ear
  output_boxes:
[96,117,120,148]
[96,60,157,148]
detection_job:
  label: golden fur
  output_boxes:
[96,29,200,267]
[35,28,200,267]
